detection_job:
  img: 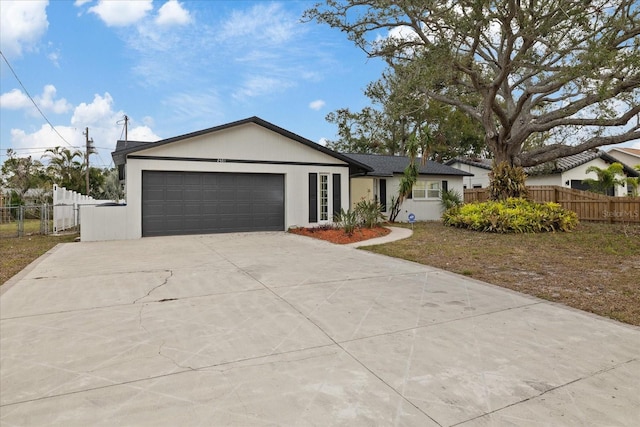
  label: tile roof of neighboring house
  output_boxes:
[344,153,473,177]
[613,147,640,156]
[447,150,640,177]
[111,116,373,174]
[445,157,493,170]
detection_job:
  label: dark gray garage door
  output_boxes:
[142,171,284,237]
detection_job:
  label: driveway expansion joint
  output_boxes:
[449,357,640,426]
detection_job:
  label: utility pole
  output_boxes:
[84,127,94,195]
[124,115,128,146]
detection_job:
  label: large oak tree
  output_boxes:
[305,0,640,194]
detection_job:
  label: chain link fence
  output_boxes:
[0,204,55,238]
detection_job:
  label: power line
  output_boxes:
[0,49,75,148]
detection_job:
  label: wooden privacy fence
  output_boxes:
[463,186,640,224]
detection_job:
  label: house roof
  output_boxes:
[608,147,640,161]
[111,116,373,174]
[344,153,473,177]
[447,150,640,177]
[611,147,640,156]
[445,157,493,170]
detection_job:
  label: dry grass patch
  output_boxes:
[365,222,640,326]
[1,234,78,286]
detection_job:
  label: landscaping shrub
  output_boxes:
[334,208,358,235]
[488,162,529,200]
[440,189,463,210]
[354,199,386,228]
[442,198,579,233]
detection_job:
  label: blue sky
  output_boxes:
[0,0,387,169]
[2,1,638,171]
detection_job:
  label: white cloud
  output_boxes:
[219,3,299,45]
[71,93,116,126]
[0,85,71,115]
[128,125,160,142]
[309,100,326,111]
[88,0,152,27]
[9,92,160,166]
[318,137,329,147]
[0,89,31,110]
[162,91,224,126]
[0,0,49,57]
[74,0,92,6]
[10,125,85,158]
[233,75,294,100]
[47,47,61,67]
[38,85,72,114]
[155,0,191,27]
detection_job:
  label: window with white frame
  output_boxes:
[319,174,329,220]
[412,181,441,199]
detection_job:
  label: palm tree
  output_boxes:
[43,147,85,193]
[625,165,640,197]
[582,163,626,196]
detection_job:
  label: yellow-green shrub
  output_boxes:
[442,198,579,233]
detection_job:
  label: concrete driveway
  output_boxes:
[1,232,639,426]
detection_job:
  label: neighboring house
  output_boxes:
[447,150,640,197]
[83,117,371,241]
[607,147,640,169]
[344,154,473,222]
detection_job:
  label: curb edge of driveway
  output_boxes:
[0,243,69,297]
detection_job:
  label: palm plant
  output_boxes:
[43,147,85,192]
[582,163,626,195]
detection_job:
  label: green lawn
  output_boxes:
[1,231,78,285]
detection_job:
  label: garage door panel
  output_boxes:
[142,171,284,236]
[183,190,202,202]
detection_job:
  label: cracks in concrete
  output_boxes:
[133,269,173,304]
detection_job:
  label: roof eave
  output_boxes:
[110,116,373,173]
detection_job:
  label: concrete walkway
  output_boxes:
[345,226,413,248]
[1,232,639,426]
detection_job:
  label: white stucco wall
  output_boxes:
[81,205,132,241]
[452,158,631,196]
[117,123,351,239]
[607,149,640,169]
[526,174,561,186]
[448,162,490,188]
[560,157,629,196]
[351,175,464,222]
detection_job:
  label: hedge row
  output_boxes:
[442,198,579,233]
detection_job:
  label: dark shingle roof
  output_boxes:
[447,150,640,177]
[111,116,372,174]
[344,153,473,177]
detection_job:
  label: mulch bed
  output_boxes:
[289,226,390,244]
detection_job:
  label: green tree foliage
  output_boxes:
[582,163,626,195]
[103,168,125,202]
[1,149,48,204]
[628,165,640,196]
[43,146,85,193]
[306,0,640,197]
[325,68,486,160]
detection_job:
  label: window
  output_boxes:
[412,181,440,199]
[320,174,329,220]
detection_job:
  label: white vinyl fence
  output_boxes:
[53,184,114,233]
